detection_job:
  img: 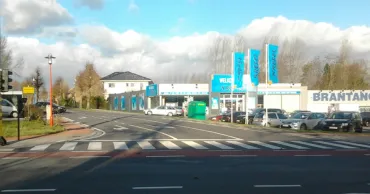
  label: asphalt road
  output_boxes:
[0,156,369,194]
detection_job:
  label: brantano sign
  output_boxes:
[313,92,370,101]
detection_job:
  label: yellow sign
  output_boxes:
[23,86,35,94]
[268,80,272,85]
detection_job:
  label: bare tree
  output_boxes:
[300,56,322,89]
[52,76,69,104]
[207,35,231,74]
[39,87,48,101]
[32,66,44,102]
[0,26,24,76]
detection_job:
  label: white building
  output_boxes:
[101,71,153,99]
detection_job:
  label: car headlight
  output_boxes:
[292,122,299,126]
[341,123,348,126]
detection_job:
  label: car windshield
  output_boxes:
[292,113,310,119]
[251,109,263,115]
[329,112,352,119]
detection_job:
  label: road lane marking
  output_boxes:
[226,141,260,149]
[59,142,78,151]
[294,155,331,157]
[0,148,14,152]
[204,141,234,149]
[128,125,178,140]
[254,185,301,188]
[314,141,356,149]
[113,142,128,150]
[77,139,240,142]
[174,125,243,140]
[291,141,332,149]
[146,155,185,158]
[2,157,28,160]
[87,142,102,151]
[69,156,110,159]
[132,186,183,190]
[113,125,128,130]
[81,127,106,140]
[137,141,156,149]
[159,141,181,149]
[1,189,56,192]
[131,117,242,140]
[364,154,370,156]
[248,141,283,149]
[270,141,308,149]
[334,141,370,148]
[30,144,51,151]
[182,141,208,149]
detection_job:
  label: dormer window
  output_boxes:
[109,83,115,88]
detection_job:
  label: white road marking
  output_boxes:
[2,157,28,160]
[294,155,331,157]
[182,141,208,149]
[137,141,156,149]
[132,186,183,190]
[248,141,283,149]
[30,144,51,151]
[314,141,356,149]
[113,125,128,130]
[80,127,106,140]
[291,141,332,149]
[146,155,185,158]
[59,142,78,151]
[270,141,308,149]
[87,142,102,150]
[0,148,14,152]
[128,125,178,139]
[165,126,175,129]
[160,141,181,149]
[79,117,87,119]
[174,125,243,140]
[365,154,370,156]
[113,142,128,150]
[226,141,260,149]
[1,189,56,192]
[77,139,240,142]
[335,141,370,148]
[254,185,301,188]
[204,141,234,149]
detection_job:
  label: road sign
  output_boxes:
[23,86,35,94]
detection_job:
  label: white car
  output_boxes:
[1,99,18,118]
[144,106,181,116]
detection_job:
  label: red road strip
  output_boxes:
[0,150,370,158]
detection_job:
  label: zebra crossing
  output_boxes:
[2,140,370,152]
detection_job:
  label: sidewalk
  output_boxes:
[1,117,97,149]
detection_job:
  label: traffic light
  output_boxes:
[1,69,13,92]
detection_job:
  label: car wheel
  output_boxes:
[147,111,152,115]
[300,124,307,130]
[366,121,369,127]
[11,111,18,118]
[167,112,173,117]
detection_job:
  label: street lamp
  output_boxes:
[45,54,55,126]
[32,78,36,104]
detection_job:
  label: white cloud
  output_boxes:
[0,0,73,35]
[74,0,105,10]
[4,15,370,90]
[128,0,139,12]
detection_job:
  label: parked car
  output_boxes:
[239,108,285,124]
[1,99,18,118]
[252,112,288,127]
[144,106,180,116]
[34,101,66,113]
[319,111,363,132]
[221,111,245,123]
[174,106,184,116]
[360,112,370,127]
[282,112,326,130]
[288,110,311,118]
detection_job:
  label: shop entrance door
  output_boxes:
[220,94,245,112]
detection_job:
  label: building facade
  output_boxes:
[101,71,153,99]
[109,90,147,112]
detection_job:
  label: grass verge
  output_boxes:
[2,120,64,138]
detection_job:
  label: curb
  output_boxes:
[59,118,106,142]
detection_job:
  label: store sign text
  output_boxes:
[219,78,232,83]
[313,92,370,101]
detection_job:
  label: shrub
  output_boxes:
[23,105,45,121]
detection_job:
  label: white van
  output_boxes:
[1,99,18,118]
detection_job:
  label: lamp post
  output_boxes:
[45,54,55,126]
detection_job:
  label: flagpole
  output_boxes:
[245,49,250,124]
[265,44,269,126]
[230,52,234,123]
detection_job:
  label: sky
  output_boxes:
[0,0,370,89]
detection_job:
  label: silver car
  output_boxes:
[1,99,18,118]
[144,106,181,116]
[282,112,326,130]
[252,112,288,127]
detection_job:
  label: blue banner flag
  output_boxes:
[268,44,279,83]
[233,52,245,88]
[249,49,260,86]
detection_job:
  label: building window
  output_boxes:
[126,83,129,87]
[131,83,135,87]
[140,83,143,90]
[108,83,115,88]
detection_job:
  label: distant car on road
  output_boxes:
[34,101,66,113]
[144,106,181,116]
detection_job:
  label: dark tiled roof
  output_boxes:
[101,71,152,81]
